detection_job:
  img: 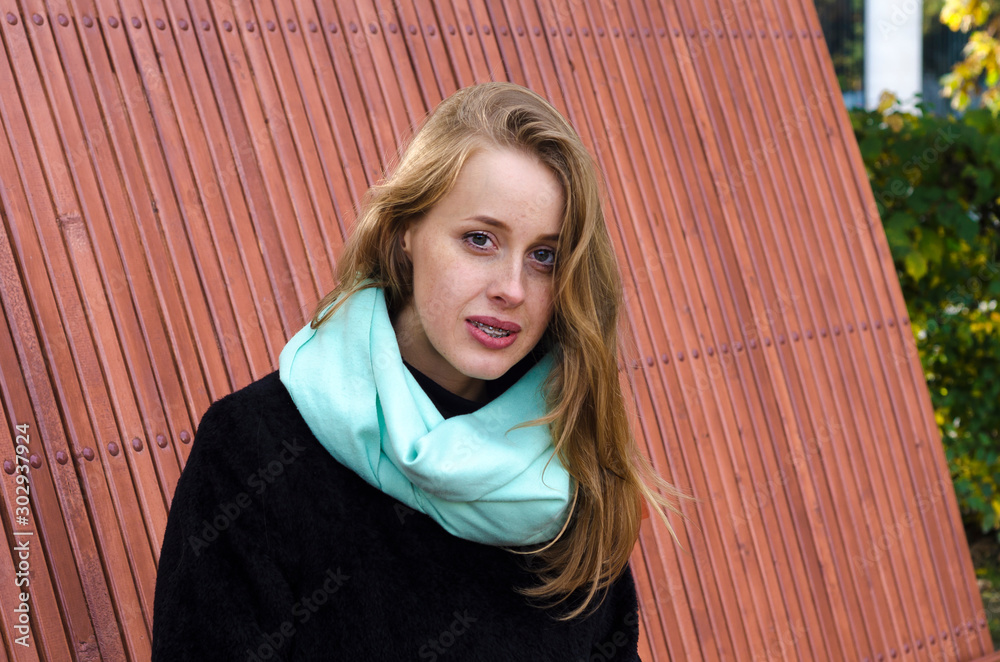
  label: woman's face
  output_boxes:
[392,147,564,401]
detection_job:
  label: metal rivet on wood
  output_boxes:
[156,434,168,448]
[499,26,508,36]
[57,14,68,26]
[805,330,813,339]
[288,20,297,32]
[266,20,275,31]
[132,437,143,452]
[792,332,800,341]
[2,460,12,474]
[369,22,377,33]
[388,23,397,33]
[246,21,255,32]
[764,337,772,346]
[178,18,188,30]
[131,17,141,29]
[56,451,68,465]
[82,15,92,27]
[482,25,490,35]
[201,20,210,31]
[749,338,757,348]
[661,353,669,364]
[180,430,191,444]
[692,348,701,358]
[82,448,95,461]
[349,21,357,33]
[5,12,17,25]
[408,24,416,34]
[466,25,474,35]
[581,27,589,37]
[632,360,639,370]
[309,21,318,33]
[646,356,653,366]
[31,13,43,25]
[155,18,165,30]
[778,335,786,344]
[29,454,40,468]
[707,347,715,356]
[223,20,232,32]
[721,344,729,353]
[677,351,685,361]
[447,25,455,35]
[428,25,437,36]
[108,442,119,457]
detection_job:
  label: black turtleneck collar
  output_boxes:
[402,345,547,419]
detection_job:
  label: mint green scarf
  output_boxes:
[278,286,572,546]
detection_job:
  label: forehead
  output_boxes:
[435,147,565,234]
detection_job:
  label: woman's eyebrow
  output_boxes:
[465,215,560,242]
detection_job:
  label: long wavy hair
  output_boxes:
[311,82,693,620]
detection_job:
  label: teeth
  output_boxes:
[473,321,511,338]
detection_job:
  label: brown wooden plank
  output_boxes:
[0,15,134,661]
[1,7,157,655]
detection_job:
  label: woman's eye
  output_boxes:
[464,232,493,249]
[532,249,556,267]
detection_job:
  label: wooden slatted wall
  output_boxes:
[0,1,993,660]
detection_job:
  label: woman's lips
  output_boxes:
[466,320,519,349]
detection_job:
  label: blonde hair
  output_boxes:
[311,82,693,620]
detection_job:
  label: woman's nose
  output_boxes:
[487,259,526,307]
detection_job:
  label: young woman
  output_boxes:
[152,82,687,661]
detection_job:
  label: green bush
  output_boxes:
[850,99,1000,538]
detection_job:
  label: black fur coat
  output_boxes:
[152,370,642,661]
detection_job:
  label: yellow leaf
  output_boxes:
[877,91,898,114]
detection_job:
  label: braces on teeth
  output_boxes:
[473,321,511,338]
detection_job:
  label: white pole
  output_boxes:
[864,0,924,111]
